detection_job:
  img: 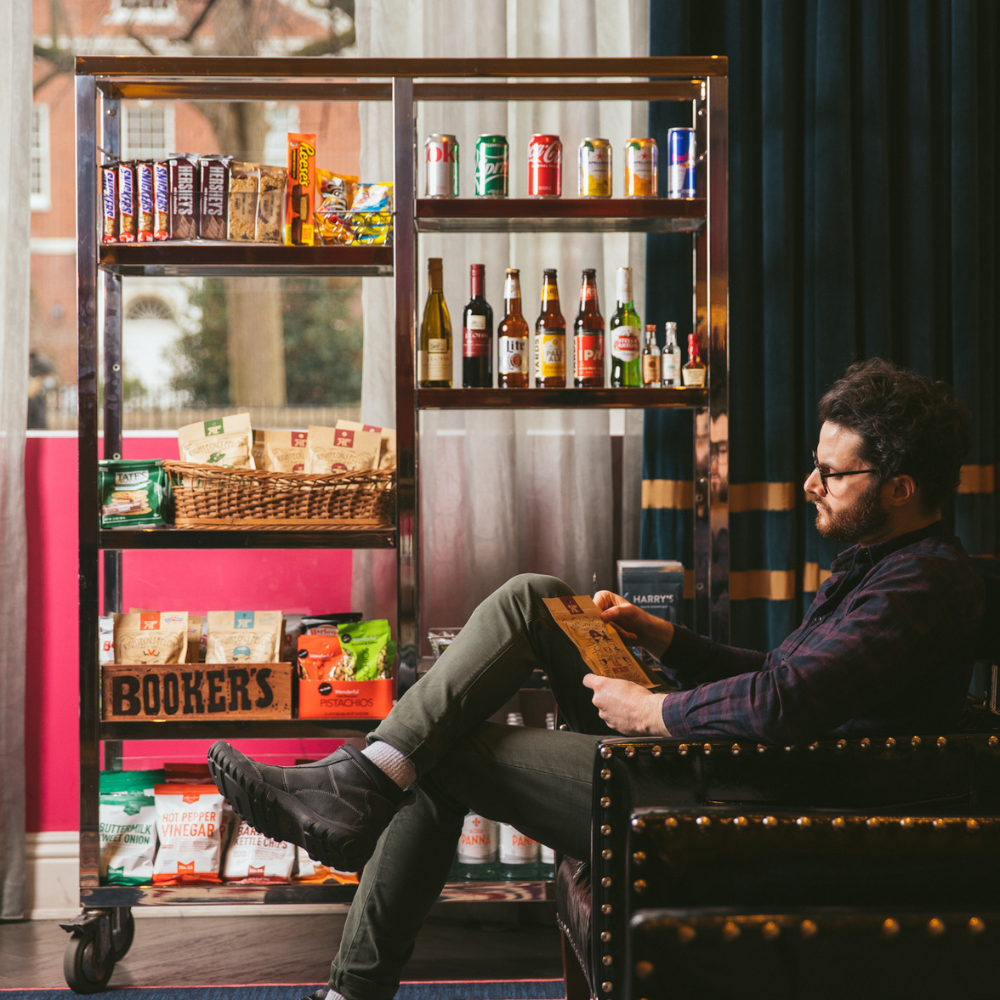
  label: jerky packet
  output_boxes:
[152,784,224,885]
[543,595,658,688]
[334,420,396,471]
[261,429,309,473]
[206,610,283,664]
[113,611,189,665]
[306,425,382,474]
[178,412,254,468]
[222,820,296,882]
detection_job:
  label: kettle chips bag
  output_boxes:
[152,784,224,884]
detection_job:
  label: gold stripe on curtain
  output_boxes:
[730,569,796,601]
[803,562,833,593]
[729,481,797,512]
[641,479,694,508]
[958,464,996,493]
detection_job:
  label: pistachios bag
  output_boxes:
[338,619,393,681]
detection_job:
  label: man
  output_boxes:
[208,358,983,1000]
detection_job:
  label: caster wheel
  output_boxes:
[63,933,115,994]
[112,910,135,962]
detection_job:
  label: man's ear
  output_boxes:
[884,474,918,508]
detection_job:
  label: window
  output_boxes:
[31,104,51,212]
[263,103,301,166]
[106,0,179,25]
[126,295,174,322]
[122,103,175,160]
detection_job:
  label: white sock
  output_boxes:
[326,991,347,1000]
[362,740,417,790]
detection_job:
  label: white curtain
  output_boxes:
[0,0,32,921]
[353,0,648,655]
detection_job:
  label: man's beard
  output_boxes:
[807,478,889,543]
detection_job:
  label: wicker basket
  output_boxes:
[164,461,395,531]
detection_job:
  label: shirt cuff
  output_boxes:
[660,688,696,738]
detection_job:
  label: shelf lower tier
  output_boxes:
[98,527,396,549]
[98,243,394,277]
[417,386,707,408]
[101,718,383,739]
[80,880,554,906]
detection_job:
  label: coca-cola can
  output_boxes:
[527,134,562,198]
[425,134,459,198]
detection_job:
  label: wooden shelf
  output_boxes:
[98,528,396,550]
[416,198,705,233]
[417,386,707,409]
[100,718,383,740]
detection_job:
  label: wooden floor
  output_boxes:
[0,904,564,990]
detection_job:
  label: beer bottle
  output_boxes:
[418,257,452,388]
[641,324,661,386]
[661,321,680,387]
[610,266,641,387]
[498,269,529,388]
[573,268,605,388]
[534,268,566,388]
[462,263,493,388]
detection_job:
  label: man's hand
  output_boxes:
[593,590,674,660]
[582,674,669,736]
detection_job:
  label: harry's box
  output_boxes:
[617,560,686,625]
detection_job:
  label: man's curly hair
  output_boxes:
[818,358,971,514]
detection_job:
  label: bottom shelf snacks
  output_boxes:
[99,770,163,886]
[152,783,225,885]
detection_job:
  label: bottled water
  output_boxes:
[452,811,498,880]
[538,712,557,879]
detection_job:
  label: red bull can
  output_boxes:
[527,134,562,197]
[667,127,697,198]
[475,135,508,197]
[425,134,459,197]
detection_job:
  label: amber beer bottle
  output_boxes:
[574,268,605,387]
[498,269,529,388]
[534,269,566,388]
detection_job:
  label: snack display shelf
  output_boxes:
[98,243,394,278]
[98,528,397,550]
[79,880,554,907]
[415,197,706,234]
[100,719,382,740]
[416,387,708,410]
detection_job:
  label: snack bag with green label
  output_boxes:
[178,412,254,468]
[98,459,170,529]
[338,620,393,681]
[99,769,164,885]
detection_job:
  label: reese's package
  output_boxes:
[152,784,224,884]
[306,425,382,474]
[222,820,296,883]
[261,429,309,473]
[178,412,255,468]
[334,420,396,471]
[285,133,317,245]
[113,611,189,665]
[99,769,163,886]
[339,619,394,681]
[206,610,283,664]
[98,459,169,529]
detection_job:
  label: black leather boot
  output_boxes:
[207,741,412,872]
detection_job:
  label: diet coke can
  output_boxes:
[527,134,562,198]
[425,134,459,198]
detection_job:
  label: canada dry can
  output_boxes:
[578,138,612,198]
[475,135,509,197]
[527,134,562,197]
[667,127,697,198]
[624,138,658,198]
[425,134,460,198]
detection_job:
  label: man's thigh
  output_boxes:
[422,721,599,861]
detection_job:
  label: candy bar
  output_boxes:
[169,155,199,241]
[101,164,118,244]
[117,162,136,243]
[154,161,170,240]
[136,161,155,243]
[199,156,230,240]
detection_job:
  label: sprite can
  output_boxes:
[475,135,509,197]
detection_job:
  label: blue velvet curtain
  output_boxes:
[642,0,999,651]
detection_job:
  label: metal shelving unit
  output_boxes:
[71,55,728,993]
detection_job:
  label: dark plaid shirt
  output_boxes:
[660,522,984,742]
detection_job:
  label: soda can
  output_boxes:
[425,134,459,198]
[624,138,657,198]
[527,134,562,198]
[667,127,697,198]
[578,138,612,197]
[475,135,508,197]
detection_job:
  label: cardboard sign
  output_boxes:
[102,663,293,720]
[298,677,393,720]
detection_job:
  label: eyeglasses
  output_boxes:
[811,450,877,492]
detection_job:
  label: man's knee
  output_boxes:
[499,573,574,607]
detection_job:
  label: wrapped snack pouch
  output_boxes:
[285,133,317,245]
[261,429,309,473]
[256,165,286,243]
[113,611,189,665]
[351,182,392,213]
[206,610,283,664]
[99,459,169,529]
[349,182,393,246]
[301,612,363,636]
[178,412,254,468]
[297,633,347,682]
[222,819,296,882]
[317,170,358,213]
[99,615,115,666]
[339,619,393,681]
[227,161,260,242]
[252,428,267,468]
[185,615,204,663]
[306,425,381,474]
[152,784,224,884]
[294,844,359,884]
[99,769,163,886]
[335,420,396,471]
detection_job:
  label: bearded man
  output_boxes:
[208,358,983,1000]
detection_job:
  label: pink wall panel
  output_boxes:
[24,435,356,832]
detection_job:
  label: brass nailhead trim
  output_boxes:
[900,817,914,829]
[601,876,612,888]
[860,737,871,749]
[602,981,613,993]
[762,921,780,940]
[602,848,613,860]
[989,736,999,748]
[601,768,612,780]
[783,745,794,752]
[933,818,946,830]
[600,746,613,758]
[677,926,696,944]
[937,736,948,748]
[808,742,819,751]
[882,918,900,937]
[885,737,897,748]
[664,816,678,828]
[968,917,986,934]
[836,739,847,750]
[702,743,713,754]
[602,824,612,836]
[633,879,648,893]
[601,797,611,808]
[796,816,811,828]
[911,736,922,748]
[602,903,612,915]
[632,850,646,864]
[967,819,981,832]
[832,817,846,829]
[927,918,946,936]
[625,747,635,757]
[651,745,662,757]
[634,960,653,979]
[603,955,613,966]
[601,931,612,943]
[733,816,748,827]
[731,743,741,755]
[757,744,767,753]
[678,743,690,755]
[867,818,880,829]
[721,921,740,941]
[800,920,818,938]
[762,815,777,827]
[696,815,712,827]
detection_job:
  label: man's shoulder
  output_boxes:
[875,532,982,593]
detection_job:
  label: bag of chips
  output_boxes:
[339,619,393,681]
[113,611,189,665]
[178,412,255,468]
[297,633,348,682]
[261,429,309,473]
[317,170,358,213]
[206,610,283,664]
[293,844,359,884]
[306,425,382,474]
[99,459,170,529]
[152,784,224,884]
[301,612,364,636]
[222,820,296,882]
[334,420,396,471]
[99,615,115,665]
[99,769,163,885]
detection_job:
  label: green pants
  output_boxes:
[330,574,613,1000]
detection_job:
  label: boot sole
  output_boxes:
[207,741,371,871]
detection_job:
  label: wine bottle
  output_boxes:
[462,263,493,388]
[418,257,452,388]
